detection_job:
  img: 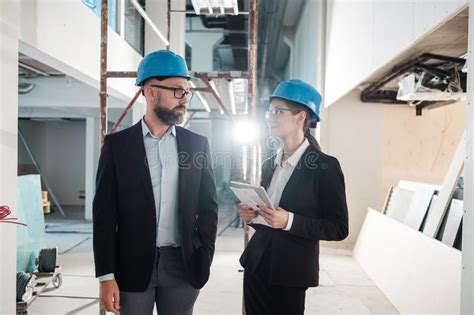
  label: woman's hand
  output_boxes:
[237,203,258,223]
[258,205,289,229]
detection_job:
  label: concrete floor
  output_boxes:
[26,207,398,315]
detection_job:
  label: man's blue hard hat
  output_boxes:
[135,50,192,86]
[266,79,322,122]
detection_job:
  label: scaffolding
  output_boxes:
[99,0,258,142]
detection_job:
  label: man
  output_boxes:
[93,50,218,315]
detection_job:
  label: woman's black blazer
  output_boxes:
[240,145,349,288]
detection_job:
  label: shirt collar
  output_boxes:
[141,118,176,139]
[274,138,310,168]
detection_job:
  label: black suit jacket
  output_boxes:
[240,145,348,288]
[93,121,218,291]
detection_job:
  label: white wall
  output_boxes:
[0,0,19,313]
[325,0,467,106]
[19,120,87,207]
[18,0,145,104]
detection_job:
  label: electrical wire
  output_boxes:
[0,205,27,226]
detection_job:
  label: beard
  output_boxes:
[153,102,186,125]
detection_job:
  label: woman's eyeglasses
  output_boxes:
[149,84,194,100]
[265,107,293,118]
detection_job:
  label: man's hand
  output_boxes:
[259,205,289,229]
[237,203,258,223]
[100,280,120,314]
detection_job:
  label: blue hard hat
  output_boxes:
[266,79,322,122]
[136,50,192,86]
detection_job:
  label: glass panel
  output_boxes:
[82,0,118,33]
[124,0,145,55]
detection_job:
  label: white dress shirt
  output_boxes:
[266,139,309,230]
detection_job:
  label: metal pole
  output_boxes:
[461,1,474,312]
[247,0,259,184]
[182,111,197,128]
[204,80,233,118]
[110,89,142,133]
[18,128,66,217]
[99,0,108,144]
[242,1,258,313]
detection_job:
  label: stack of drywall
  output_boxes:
[384,180,463,249]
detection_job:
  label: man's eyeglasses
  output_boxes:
[265,107,293,118]
[149,84,194,100]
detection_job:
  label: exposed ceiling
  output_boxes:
[19,53,65,77]
[359,7,468,95]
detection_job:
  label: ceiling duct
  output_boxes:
[361,53,466,115]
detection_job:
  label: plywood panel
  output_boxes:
[382,102,466,207]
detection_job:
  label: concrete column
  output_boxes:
[169,0,186,55]
[0,0,19,313]
[145,0,186,55]
[85,117,100,221]
[462,1,474,313]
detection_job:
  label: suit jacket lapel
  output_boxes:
[278,146,313,207]
[176,127,190,213]
[129,120,155,207]
[261,155,277,189]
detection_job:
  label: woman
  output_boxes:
[238,79,349,315]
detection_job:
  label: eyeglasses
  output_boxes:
[265,107,293,119]
[149,84,194,100]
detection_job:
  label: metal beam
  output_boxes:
[243,4,259,312]
[182,111,197,128]
[110,88,142,133]
[106,71,137,78]
[191,71,249,80]
[99,0,108,144]
[131,0,170,47]
[18,128,66,217]
[203,79,233,118]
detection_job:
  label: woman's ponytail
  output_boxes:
[304,125,322,151]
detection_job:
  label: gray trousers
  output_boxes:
[120,247,199,315]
